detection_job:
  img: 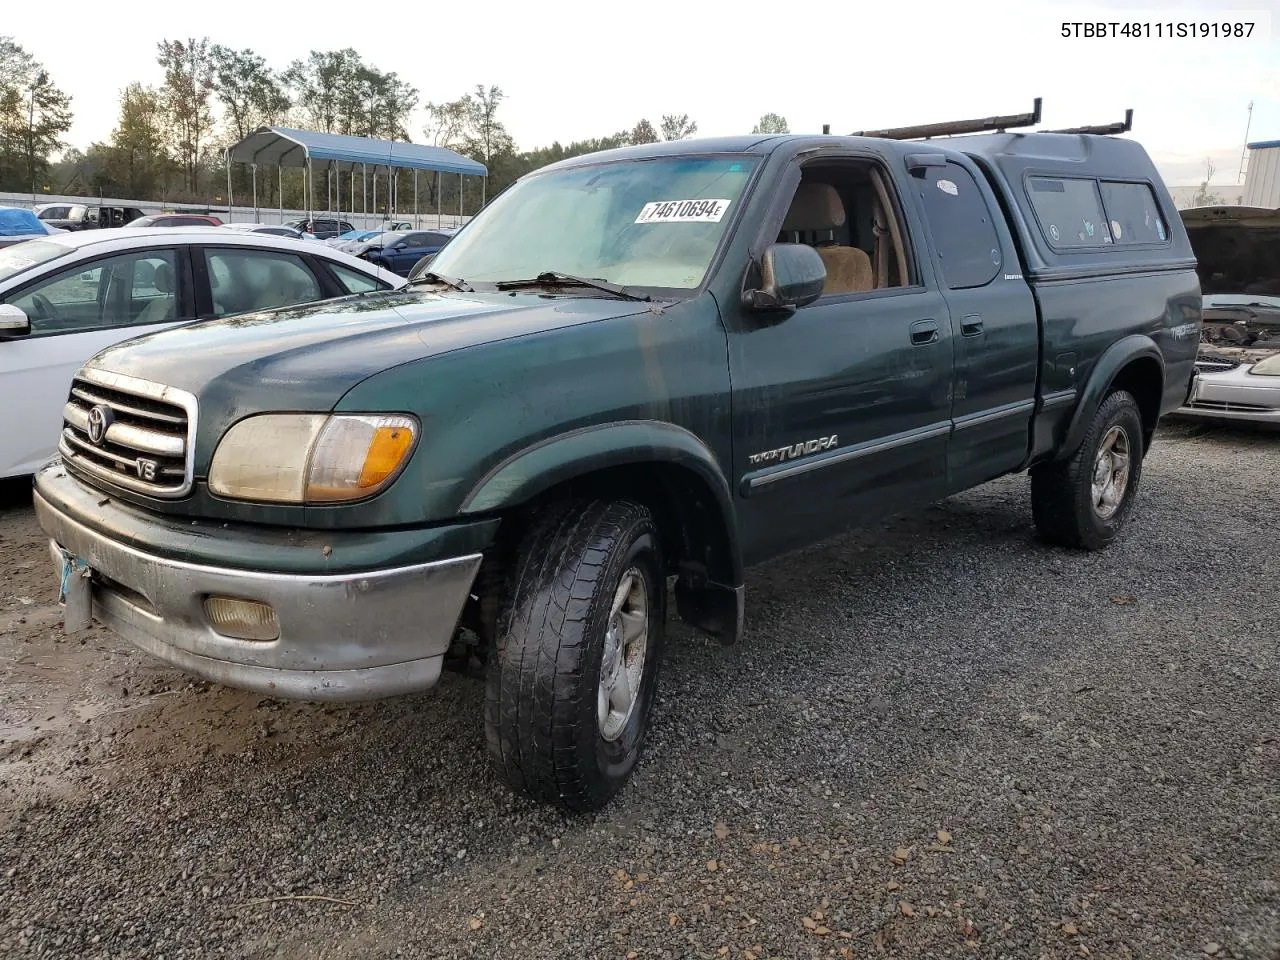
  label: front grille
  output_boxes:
[1188,399,1274,413]
[58,369,198,498]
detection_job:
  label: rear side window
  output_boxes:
[1028,178,1112,248]
[204,248,321,318]
[328,262,390,294]
[916,161,1002,289]
[1099,181,1168,244]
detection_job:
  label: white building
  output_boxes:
[1243,139,1280,208]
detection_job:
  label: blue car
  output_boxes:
[328,229,382,252]
[355,230,455,276]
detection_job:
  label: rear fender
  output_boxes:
[1057,334,1164,459]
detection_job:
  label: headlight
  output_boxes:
[1251,353,1280,376]
[209,413,417,503]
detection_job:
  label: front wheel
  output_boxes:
[484,500,665,811]
[1031,389,1145,550]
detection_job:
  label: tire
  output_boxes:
[1031,389,1145,550]
[485,500,665,811]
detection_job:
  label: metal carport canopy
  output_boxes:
[227,126,487,177]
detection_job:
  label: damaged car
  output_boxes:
[1178,205,1280,425]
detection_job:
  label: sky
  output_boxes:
[6,0,1279,187]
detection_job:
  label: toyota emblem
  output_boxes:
[86,404,114,445]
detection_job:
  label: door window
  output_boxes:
[204,248,321,317]
[916,162,1002,289]
[5,249,180,335]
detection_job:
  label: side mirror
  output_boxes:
[743,243,826,311]
[0,303,31,337]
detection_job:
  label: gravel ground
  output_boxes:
[1,421,1277,960]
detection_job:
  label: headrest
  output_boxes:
[152,261,173,294]
[782,183,846,232]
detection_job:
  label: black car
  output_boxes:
[283,217,355,240]
[36,203,147,231]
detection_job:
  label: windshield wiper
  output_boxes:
[409,270,472,292]
[493,271,650,301]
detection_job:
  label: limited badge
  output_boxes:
[634,199,731,224]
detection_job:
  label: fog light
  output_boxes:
[203,596,280,641]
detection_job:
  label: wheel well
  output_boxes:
[1108,356,1163,447]
[517,462,739,588]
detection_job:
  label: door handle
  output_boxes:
[961,315,984,337]
[910,319,939,345]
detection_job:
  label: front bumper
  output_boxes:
[34,484,483,702]
[1175,364,1280,425]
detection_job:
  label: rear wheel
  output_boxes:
[484,500,664,811]
[1031,389,1145,550]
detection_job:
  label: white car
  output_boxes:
[0,228,405,478]
[1177,205,1280,426]
[1179,293,1280,425]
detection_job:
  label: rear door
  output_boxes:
[911,157,1039,489]
[0,246,193,476]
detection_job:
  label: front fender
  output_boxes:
[459,419,741,583]
[1058,334,1164,458]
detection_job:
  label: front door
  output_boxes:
[727,155,956,564]
[0,248,192,477]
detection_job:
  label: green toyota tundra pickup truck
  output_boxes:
[30,110,1200,810]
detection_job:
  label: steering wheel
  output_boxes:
[30,293,63,322]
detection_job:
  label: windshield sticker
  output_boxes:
[635,199,731,224]
[1111,220,1123,240]
[936,179,958,196]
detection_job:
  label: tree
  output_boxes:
[423,97,470,149]
[355,67,418,140]
[630,118,658,145]
[105,83,171,198]
[464,85,513,167]
[0,37,72,193]
[284,49,360,133]
[1192,158,1222,207]
[660,114,697,141]
[752,112,789,134]
[20,70,72,194]
[156,38,215,194]
[209,45,290,143]
[286,51,415,141]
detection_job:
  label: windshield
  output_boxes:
[428,156,758,290]
[0,239,71,283]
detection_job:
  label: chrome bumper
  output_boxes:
[34,493,481,701]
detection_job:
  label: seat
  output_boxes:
[136,262,176,324]
[781,183,874,295]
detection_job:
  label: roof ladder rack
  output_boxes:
[1045,109,1134,135]
[849,98,1043,140]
